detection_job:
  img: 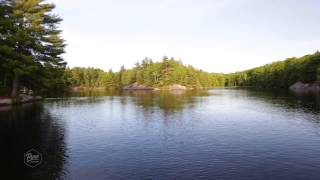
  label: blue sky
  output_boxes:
[50,0,320,73]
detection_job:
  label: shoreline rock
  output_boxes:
[289,81,320,93]
[0,94,43,106]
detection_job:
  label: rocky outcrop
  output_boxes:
[289,81,320,93]
[0,94,43,106]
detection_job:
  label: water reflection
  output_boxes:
[126,90,210,113]
[212,88,320,114]
[1,89,320,179]
[54,90,211,113]
[65,88,320,113]
[212,88,320,129]
[0,103,67,180]
[243,88,320,114]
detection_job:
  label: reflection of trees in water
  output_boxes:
[243,89,320,113]
[236,89,320,128]
[59,89,211,113]
[0,103,67,179]
[64,89,121,97]
[119,90,210,127]
[126,90,210,113]
[56,88,320,114]
[48,88,121,98]
[46,96,106,107]
[290,92,320,112]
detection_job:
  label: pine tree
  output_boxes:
[0,0,66,97]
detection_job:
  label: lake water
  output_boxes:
[0,88,320,180]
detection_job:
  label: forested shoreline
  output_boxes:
[1,1,320,99]
[225,51,320,88]
[63,57,226,90]
[63,52,320,91]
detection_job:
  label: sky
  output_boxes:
[49,0,320,73]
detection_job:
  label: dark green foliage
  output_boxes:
[65,58,226,89]
[0,0,66,96]
[64,52,320,90]
[226,51,320,88]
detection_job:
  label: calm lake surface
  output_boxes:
[1,88,320,180]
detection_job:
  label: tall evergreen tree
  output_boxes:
[0,0,66,97]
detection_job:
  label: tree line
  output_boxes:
[1,1,320,97]
[225,51,320,88]
[64,57,226,89]
[64,52,320,90]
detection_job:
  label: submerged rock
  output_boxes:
[289,81,320,93]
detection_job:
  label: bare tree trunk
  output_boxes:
[11,74,19,97]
